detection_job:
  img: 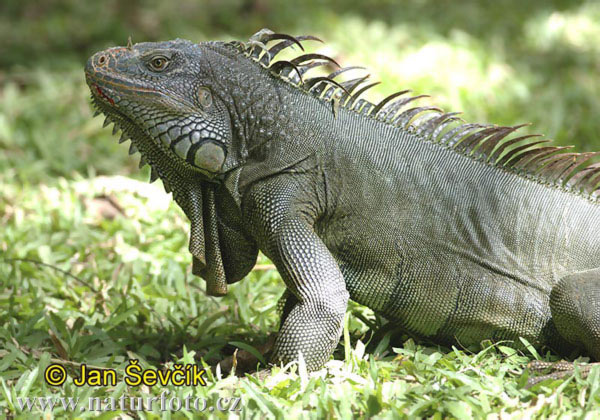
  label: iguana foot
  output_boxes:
[526,360,599,387]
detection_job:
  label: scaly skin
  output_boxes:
[85,30,600,371]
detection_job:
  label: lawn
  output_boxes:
[2,1,600,418]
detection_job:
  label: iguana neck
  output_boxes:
[203,44,314,173]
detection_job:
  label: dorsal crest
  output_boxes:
[227,29,600,200]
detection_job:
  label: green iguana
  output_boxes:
[85,29,600,375]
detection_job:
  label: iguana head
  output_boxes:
[85,39,233,178]
[85,38,260,297]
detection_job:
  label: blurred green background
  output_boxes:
[1,0,600,184]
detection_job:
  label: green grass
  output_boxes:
[3,1,600,418]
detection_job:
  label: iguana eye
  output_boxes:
[198,87,212,108]
[148,56,169,72]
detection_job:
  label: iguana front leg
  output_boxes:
[244,180,349,371]
[270,217,349,370]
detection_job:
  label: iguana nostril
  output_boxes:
[98,55,107,65]
[193,142,225,172]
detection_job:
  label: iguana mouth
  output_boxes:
[86,66,197,113]
[92,84,115,106]
[88,84,223,181]
[86,67,226,177]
